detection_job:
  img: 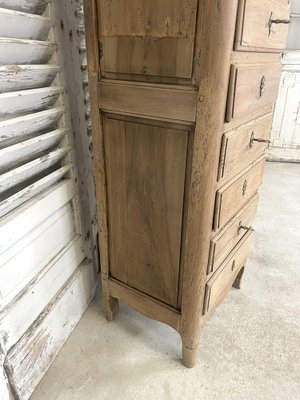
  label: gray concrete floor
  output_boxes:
[31,162,300,400]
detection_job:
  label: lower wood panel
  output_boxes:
[104,116,189,307]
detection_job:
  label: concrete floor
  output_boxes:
[31,162,300,400]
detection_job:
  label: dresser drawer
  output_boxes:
[208,195,258,274]
[226,63,282,123]
[204,232,253,314]
[235,0,290,52]
[219,114,272,181]
[214,158,265,230]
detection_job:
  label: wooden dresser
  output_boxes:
[84,0,290,367]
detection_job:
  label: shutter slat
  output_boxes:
[0,107,64,146]
[0,146,70,193]
[0,234,84,344]
[0,0,70,221]
[0,1,50,15]
[0,128,67,170]
[0,164,72,218]
[0,2,91,397]
[0,8,52,40]
[0,206,77,311]
[0,86,63,119]
[0,38,57,65]
[0,179,74,255]
[0,65,59,93]
[4,260,93,400]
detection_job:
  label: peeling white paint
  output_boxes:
[0,38,57,65]
[0,7,53,40]
[0,0,50,15]
[4,261,95,400]
[0,0,95,397]
[0,86,63,120]
[0,65,59,92]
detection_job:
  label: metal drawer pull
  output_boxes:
[250,132,271,147]
[259,75,266,97]
[231,260,236,271]
[238,222,254,234]
[242,179,248,196]
[268,12,290,35]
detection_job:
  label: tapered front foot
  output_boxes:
[182,342,198,368]
[103,296,119,321]
[101,274,119,321]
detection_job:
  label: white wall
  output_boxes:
[269,0,300,161]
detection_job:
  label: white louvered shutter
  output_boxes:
[0,4,72,215]
[0,2,95,399]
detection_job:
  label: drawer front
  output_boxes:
[235,0,290,52]
[219,114,272,181]
[226,63,282,123]
[208,195,258,274]
[214,158,265,230]
[204,232,253,314]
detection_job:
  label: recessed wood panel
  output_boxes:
[97,0,198,81]
[104,117,189,307]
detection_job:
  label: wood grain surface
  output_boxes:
[219,113,273,181]
[235,0,290,52]
[104,117,188,307]
[226,62,282,122]
[97,0,198,81]
[214,157,265,230]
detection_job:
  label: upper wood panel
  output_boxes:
[235,0,290,52]
[104,116,189,307]
[97,0,198,83]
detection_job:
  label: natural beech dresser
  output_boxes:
[84,0,290,367]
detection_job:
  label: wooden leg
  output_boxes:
[233,266,245,289]
[101,274,119,321]
[103,296,119,321]
[180,303,204,368]
[182,340,199,368]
